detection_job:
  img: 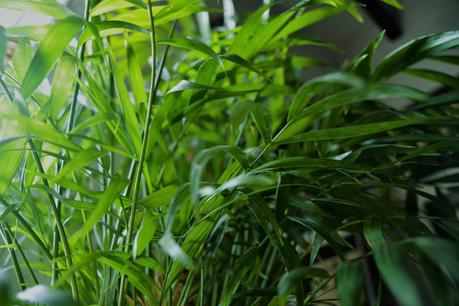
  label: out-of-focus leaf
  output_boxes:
[127,45,147,106]
[404,68,459,88]
[1,113,81,151]
[336,261,364,306]
[91,0,146,16]
[381,0,403,9]
[272,4,354,43]
[21,16,84,98]
[158,37,216,57]
[374,245,422,306]
[0,0,73,19]
[48,54,75,120]
[159,233,193,267]
[278,267,328,295]
[414,236,459,282]
[0,272,13,306]
[79,20,148,44]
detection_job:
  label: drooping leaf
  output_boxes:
[372,31,459,81]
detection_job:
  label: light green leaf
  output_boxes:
[133,213,156,258]
[139,185,178,209]
[70,178,128,243]
[0,0,73,19]
[21,16,84,98]
[159,233,193,268]
[158,37,216,57]
[49,54,75,120]
[381,0,403,9]
[53,149,103,182]
[1,113,81,151]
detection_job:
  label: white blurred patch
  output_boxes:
[0,9,52,27]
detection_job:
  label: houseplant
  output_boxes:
[0,0,458,305]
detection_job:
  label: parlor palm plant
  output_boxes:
[0,0,458,305]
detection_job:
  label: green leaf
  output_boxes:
[21,16,84,98]
[404,68,459,88]
[278,118,426,144]
[70,178,128,244]
[413,236,459,283]
[0,0,73,19]
[373,245,422,306]
[373,31,459,81]
[277,267,328,295]
[381,0,404,9]
[127,45,147,106]
[133,213,156,258]
[271,4,354,43]
[91,0,145,16]
[159,233,193,268]
[190,145,249,205]
[350,31,385,77]
[0,273,13,306]
[53,149,103,182]
[79,20,148,44]
[336,261,364,306]
[1,113,81,151]
[97,254,154,300]
[139,185,178,209]
[219,54,266,77]
[49,54,75,120]
[220,248,258,306]
[158,37,216,57]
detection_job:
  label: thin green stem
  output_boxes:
[0,222,26,290]
[0,75,79,299]
[0,197,52,260]
[52,0,91,287]
[118,0,157,304]
[3,222,39,285]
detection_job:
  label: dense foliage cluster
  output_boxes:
[0,0,458,305]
